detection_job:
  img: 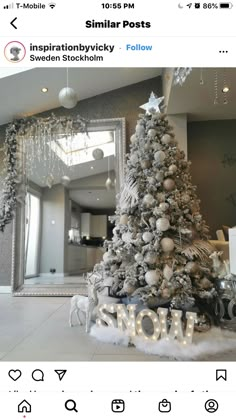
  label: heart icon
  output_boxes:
[8,369,22,381]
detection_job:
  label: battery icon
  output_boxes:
[220,2,233,7]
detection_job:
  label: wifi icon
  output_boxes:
[49,2,56,8]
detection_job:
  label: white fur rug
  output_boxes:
[90,325,236,360]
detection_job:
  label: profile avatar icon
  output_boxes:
[10,46,21,61]
[4,41,26,63]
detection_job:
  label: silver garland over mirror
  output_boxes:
[0,114,88,232]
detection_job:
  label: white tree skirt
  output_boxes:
[90,325,236,360]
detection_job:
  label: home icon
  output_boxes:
[18,400,31,413]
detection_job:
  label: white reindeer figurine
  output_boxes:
[209,251,230,279]
[69,274,99,333]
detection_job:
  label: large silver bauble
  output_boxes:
[122,232,133,243]
[161,134,172,144]
[142,231,153,243]
[145,270,160,286]
[169,164,178,174]
[159,202,169,212]
[148,128,158,138]
[156,217,170,232]
[154,150,166,163]
[143,193,155,206]
[163,178,175,191]
[58,87,77,109]
[92,148,104,160]
[120,214,129,225]
[160,237,175,252]
[144,252,157,265]
[134,253,144,263]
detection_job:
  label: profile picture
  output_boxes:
[4,41,26,63]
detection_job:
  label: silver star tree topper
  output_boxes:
[139,92,165,114]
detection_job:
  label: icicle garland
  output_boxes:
[0,114,89,232]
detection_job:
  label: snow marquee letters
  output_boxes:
[96,304,197,344]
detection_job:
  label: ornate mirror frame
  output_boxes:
[8,117,126,296]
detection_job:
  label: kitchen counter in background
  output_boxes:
[67,244,104,275]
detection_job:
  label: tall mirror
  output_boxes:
[12,117,125,296]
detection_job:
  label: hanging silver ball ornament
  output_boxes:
[145,270,160,286]
[141,159,151,169]
[160,237,175,252]
[155,171,164,182]
[149,217,156,228]
[92,148,104,160]
[161,134,172,144]
[154,150,166,163]
[61,175,71,187]
[163,178,175,191]
[144,251,157,265]
[148,128,158,138]
[58,87,77,109]
[120,214,129,225]
[142,231,153,243]
[159,202,169,212]
[135,253,144,263]
[169,164,178,174]
[143,193,155,206]
[135,123,145,137]
[130,134,137,144]
[156,217,170,232]
[105,177,113,190]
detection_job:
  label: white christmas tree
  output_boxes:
[95,93,218,319]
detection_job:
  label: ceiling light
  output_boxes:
[222,86,230,93]
[90,166,94,170]
[41,87,48,93]
[97,198,100,201]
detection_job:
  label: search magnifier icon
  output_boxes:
[65,399,78,413]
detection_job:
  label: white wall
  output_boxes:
[167,113,188,158]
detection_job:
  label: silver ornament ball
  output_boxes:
[58,87,77,109]
[145,270,160,286]
[160,237,175,252]
[156,217,170,232]
[154,150,166,163]
[142,231,154,243]
[161,134,172,144]
[92,148,104,160]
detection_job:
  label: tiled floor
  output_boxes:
[0,294,236,361]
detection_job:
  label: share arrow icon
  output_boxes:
[55,370,67,381]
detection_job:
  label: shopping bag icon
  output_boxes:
[158,399,171,413]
